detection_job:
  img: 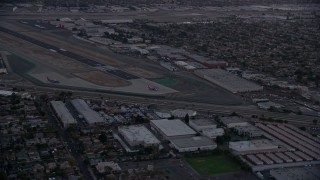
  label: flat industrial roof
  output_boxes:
[71,99,104,124]
[220,116,248,124]
[190,119,216,127]
[229,139,278,152]
[150,119,196,137]
[270,167,320,180]
[118,125,160,145]
[170,136,217,148]
[195,69,263,93]
[50,101,77,124]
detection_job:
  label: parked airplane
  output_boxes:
[47,76,60,84]
[148,85,159,91]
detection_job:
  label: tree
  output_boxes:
[313,119,318,125]
[99,132,107,143]
[184,114,190,124]
[216,136,224,145]
[0,170,7,180]
[230,112,238,116]
[299,127,306,131]
[68,157,76,166]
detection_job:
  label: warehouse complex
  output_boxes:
[150,119,196,139]
[229,139,278,153]
[270,167,320,180]
[227,122,320,172]
[189,119,224,139]
[220,116,249,128]
[233,125,263,137]
[170,136,217,152]
[71,99,104,124]
[189,119,216,131]
[202,128,225,139]
[195,69,263,93]
[118,125,160,147]
[50,101,77,128]
[170,109,197,118]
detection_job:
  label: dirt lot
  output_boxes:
[123,66,163,79]
[73,71,131,87]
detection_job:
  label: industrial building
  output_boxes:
[195,69,263,93]
[189,119,217,132]
[170,136,217,152]
[50,101,77,128]
[220,116,249,128]
[202,128,225,139]
[233,125,263,137]
[229,139,278,153]
[246,154,263,165]
[150,119,196,140]
[70,99,104,124]
[170,109,197,118]
[118,125,160,147]
[100,19,133,24]
[256,123,320,160]
[270,167,320,180]
[256,154,274,165]
[0,90,14,97]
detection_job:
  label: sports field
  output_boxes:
[185,155,241,175]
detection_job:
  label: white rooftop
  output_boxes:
[195,69,263,93]
[0,90,14,96]
[202,128,225,138]
[118,125,160,145]
[171,109,197,118]
[229,139,278,152]
[150,119,196,137]
[220,116,248,125]
[50,101,77,125]
[71,99,104,124]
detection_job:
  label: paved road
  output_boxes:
[43,102,94,180]
[4,82,319,127]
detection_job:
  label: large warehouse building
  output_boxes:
[220,116,249,128]
[189,119,217,132]
[118,125,160,147]
[229,139,278,153]
[50,101,77,128]
[150,119,196,140]
[71,99,104,124]
[170,136,217,152]
[195,69,263,93]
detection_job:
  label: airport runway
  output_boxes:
[0,26,138,80]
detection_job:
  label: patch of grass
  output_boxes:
[153,77,177,86]
[7,54,35,74]
[185,155,241,175]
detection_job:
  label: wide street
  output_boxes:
[42,101,94,180]
[6,83,320,128]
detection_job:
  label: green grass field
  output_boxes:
[185,155,241,175]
